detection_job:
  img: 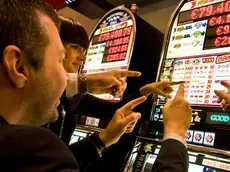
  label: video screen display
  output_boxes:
[69,129,92,145]
[160,0,230,107]
[85,117,100,127]
[142,154,224,172]
[83,9,135,100]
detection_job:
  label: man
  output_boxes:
[0,0,192,171]
[0,0,146,171]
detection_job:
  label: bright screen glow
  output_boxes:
[83,10,134,100]
[160,0,230,107]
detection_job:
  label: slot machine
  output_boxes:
[124,0,230,171]
[70,5,164,145]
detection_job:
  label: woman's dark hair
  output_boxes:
[59,15,89,50]
[0,0,60,69]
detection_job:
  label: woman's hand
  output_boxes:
[139,81,184,98]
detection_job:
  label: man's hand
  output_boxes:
[163,84,192,138]
[214,81,230,111]
[99,96,146,147]
[87,70,141,97]
[139,81,184,98]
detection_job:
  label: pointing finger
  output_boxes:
[119,96,146,112]
[214,90,229,103]
[168,81,185,85]
[113,70,141,78]
[174,84,185,100]
[121,112,141,128]
[221,81,230,89]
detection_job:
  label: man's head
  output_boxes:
[0,0,69,125]
[59,16,89,73]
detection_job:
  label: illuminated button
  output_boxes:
[191,117,194,122]
[160,115,163,119]
[194,116,201,122]
[155,108,161,113]
[153,114,159,121]
[210,114,230,123]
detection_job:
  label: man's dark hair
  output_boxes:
[59,15,89,50]
[0,0,60,69]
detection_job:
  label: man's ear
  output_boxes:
[2,45,28,88]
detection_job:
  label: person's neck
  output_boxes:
[0,88,27,125]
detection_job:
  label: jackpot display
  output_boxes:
[83,9,135,100]
[151,0,230,150]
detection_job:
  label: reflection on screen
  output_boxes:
[69,130,89,145]
[188,163,204,172]
[205,168,217,172]
[124,152,138,172]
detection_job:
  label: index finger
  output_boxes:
[174,84,184,100]
[214,90,229,103]
[160,81,184,85]
[117,70,142,78]
[221,81,230,89]
[119,96,146,112]
[167,81,185,85]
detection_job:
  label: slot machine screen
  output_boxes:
[159,0,230,106]
[69,129,92,145]
[141,153,206,172]
[83,9,135,100]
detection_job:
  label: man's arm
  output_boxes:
[151,84,191,172]
[151,139,188,172]
[68,135,104,172]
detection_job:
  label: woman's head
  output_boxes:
[59,15,89,73]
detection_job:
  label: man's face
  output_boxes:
[63,43,86,73]
[28,14,68,125]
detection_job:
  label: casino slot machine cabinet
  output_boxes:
[69,5,164,171]
[70,5,163,143]
[124,0,230,171]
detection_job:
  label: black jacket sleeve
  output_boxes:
[69,136,103,172]
[0,126,79,172]
[0,125,101,172]
[151,139,189,172]
[71,91,141,120]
